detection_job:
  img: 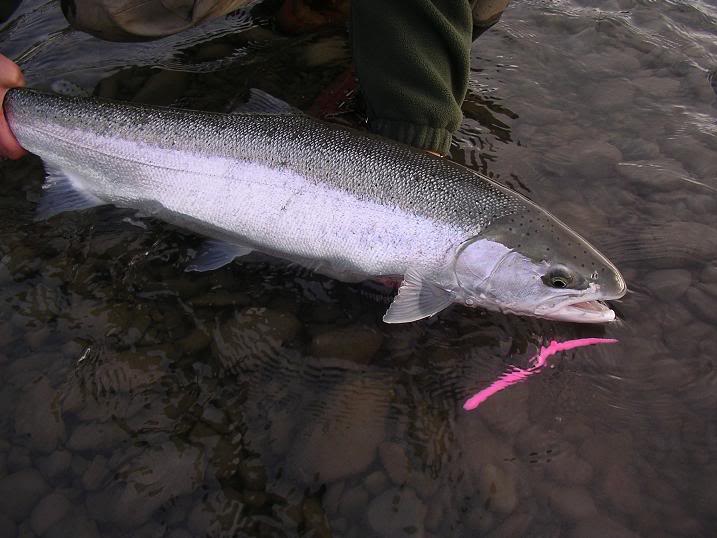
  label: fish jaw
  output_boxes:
[536,298,617,323]
[533,285,623,323]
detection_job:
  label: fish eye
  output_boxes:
[542,265,574,289]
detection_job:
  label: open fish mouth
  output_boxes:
[539,298,616,323]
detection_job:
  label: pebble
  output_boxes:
[323,481,344,514]
[569,515,639,538]
[302,497,331,538]
[379,442,410,485]
[133,70,189,106]
[14,376,65,453]
[338,486,369,520]
[309,325,383,364]
[367,487,426,537]
[35,450,72,479]
[685,285,717,324]
[602,465,643,515]
[131,520,168,538]
[86,443,205,528]
[424,495,443,532]
[477,381,530,435]
[81,455,109,491]
[30,492,71,536]
[0,323,15,348]
[66,421,127,452]
[288,377,389,483]
[543,483,597,520]
[579,432,634,467]
[189,289,250,308]
[479,463,518,515]
[236,307,302,342]
[364,470,389,496]
[45,512,100,538]
[546,452,593,485]
[633,76,681,98]
[212,307,302,371]
[71,454,90,477]
[467,506,494,533]
[586,79,635,109]
[7,445,32,471]
[488,512,533,537]
[233,458,263,490]
[176,327,212,355]
[167,529,193,538]
[0,515,16,538]
[0,469,50,521]
[575,141,624,180]
[644,269,692,301]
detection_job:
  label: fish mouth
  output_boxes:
[537,297,616,323]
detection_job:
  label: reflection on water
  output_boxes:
[1,0,716,536]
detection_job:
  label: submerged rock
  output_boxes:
[288,377,389,483]
[546,452,593,486]
[30,492,72,536]
[685,285,717,324]
[45,512,101,538]
[309,325,383,364]
[86,442,205,528]
[0,516,16,538]
[82,455,109,491]
[364,470,389,496]
[379,442,410,485]
[14,376,65,453]
[338,486,369,520]
[543,483,597,521]
[478,463,518,515]
[569,515,639,538]
[35,450,72,479]
[644,269,692,301]
[0,469,50,521]
[367,487,426,538]
[601,464,643,515]
[67,421,127,452]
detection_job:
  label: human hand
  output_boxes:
[0,53,27,159]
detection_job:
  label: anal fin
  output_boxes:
[36,164,105,221]
[383,269,455,324]
[186,240,253,272]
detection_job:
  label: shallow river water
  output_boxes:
[0,1,716,537]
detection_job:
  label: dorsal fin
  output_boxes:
[231,88,300,115]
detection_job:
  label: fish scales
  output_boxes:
[5,88,521,278]
[4,88,626,323]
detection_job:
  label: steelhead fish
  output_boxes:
[4,88,626,323]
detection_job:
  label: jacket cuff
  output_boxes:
[370,118,453,156]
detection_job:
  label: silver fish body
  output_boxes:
[5,88,626,323]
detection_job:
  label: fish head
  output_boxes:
[453,206,626,323]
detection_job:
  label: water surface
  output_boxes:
[1,1,716,536]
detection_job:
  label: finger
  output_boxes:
[0,54,25,88]
[0,87,27,159]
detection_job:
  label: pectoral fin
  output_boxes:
[383,270,455,324]
[186,240,253,272]
[35,164,105,220]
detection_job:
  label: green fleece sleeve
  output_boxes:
[351,0,473,155]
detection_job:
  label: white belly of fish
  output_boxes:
[32,130,461,280]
